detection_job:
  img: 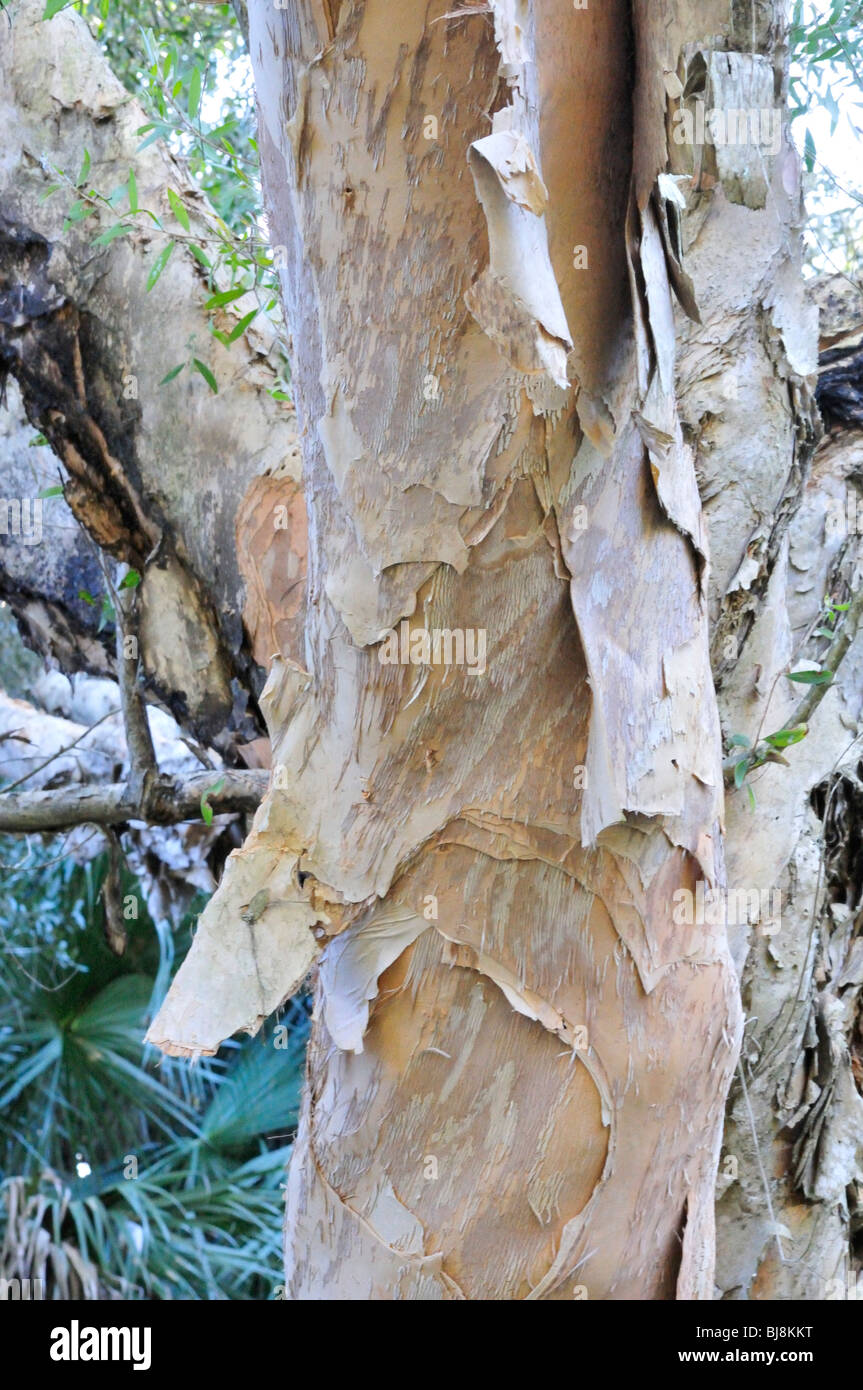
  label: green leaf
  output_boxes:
[137,131,164,153]
[159,362,186,385]
[786,669,833,685]
[209,119,239,142]
[764,725,808,750]
[269,390,291,402]
[92,222,132,247]
[127,167,138,215]
[200,775,226,826]
[188,243,211,269]
[146,241,174,292]
[29,433,49,447]
[119,569,141,590]
[204,287,246,310]
[192,359,218,393]
[804,127,816,173]
[63,200,92,230]
[747,784,757,812]
[225,308,259,344]
[39,184,62,201]
[38,485,64,499]
[78,589,97,606]
[76,149,91,189]
[42,0,71,18]
[167,188,190,233]
[188,66,202,122]
[734,757,751,789]
[97,596,115,633]
[729,733,751,748]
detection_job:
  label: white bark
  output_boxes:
[0,0,302,746]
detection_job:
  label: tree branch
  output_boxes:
[723,581,863,788]
[0,768,269,834]
[108,562,158,805]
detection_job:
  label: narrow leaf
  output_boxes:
[188,66,202,122]
[200,775,226,826]
[226,308,259,344]
[786,669,833,685]
[159,363,186,385]
[192,358,218,393]
[92,222,132,247]
[76,149,91,189]
[204,287,246,310]
[146,241,174,292]
[167,188,190,232]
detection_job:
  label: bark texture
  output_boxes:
[710,279,863,1301]
[150,0,756,1300]
[0,0,303,751]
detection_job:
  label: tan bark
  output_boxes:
[147,0,760,1299]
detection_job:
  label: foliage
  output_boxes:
[0,838,307,1299]
[727,595,856,802]
[38,0,289,397]
[789,0,863,275]
[0,603,42,699]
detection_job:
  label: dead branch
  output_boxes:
[0,767,268,834]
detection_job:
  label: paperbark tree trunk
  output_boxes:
[153,0,758,1299]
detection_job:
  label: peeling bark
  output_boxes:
[146,0,760,1300]
[0,0,303,748]
[710,281,863,1301]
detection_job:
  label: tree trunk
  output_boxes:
[153,0,758,1299]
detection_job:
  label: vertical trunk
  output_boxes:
[148,0,830,1299]
[232,0,744,1300]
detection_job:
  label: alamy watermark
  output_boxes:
[0,497,42,545]
[0,1277,44,1299]
[673,883,781,933]
[825,493,863,538]
[378,620,487,677]
[672,101,782,156]
[49,1321,151,1371]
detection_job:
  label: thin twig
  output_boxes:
[0,708,118,795]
